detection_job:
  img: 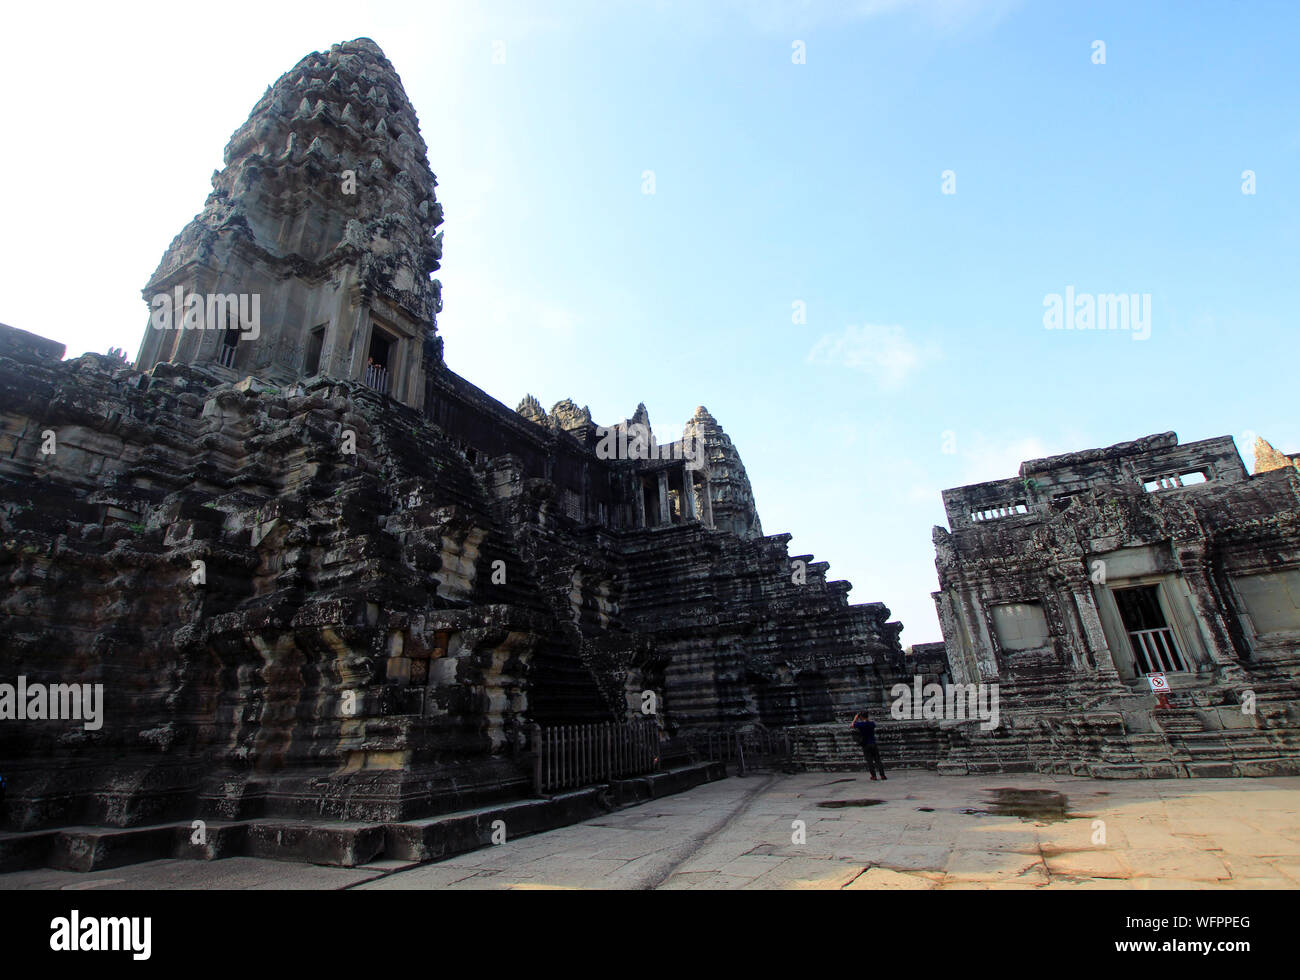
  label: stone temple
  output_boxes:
[134,38,444,408]
[795,432,1300,777]
[923,432,1300,777]
[3,38,1300,872]
[0,39,909,849]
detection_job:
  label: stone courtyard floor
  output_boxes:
[4,771,1300,889]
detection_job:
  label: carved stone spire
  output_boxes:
[135,38,444,409]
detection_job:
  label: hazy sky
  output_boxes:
[2,0,1296,642]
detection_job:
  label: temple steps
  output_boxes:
[788,710,1300,780]
[0,762,725,874]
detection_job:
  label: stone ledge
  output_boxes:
[0,323,66,361]
[610,761,726,804]
[0,762,728,873]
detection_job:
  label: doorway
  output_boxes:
[304,325,325,376]
[1113,584,1188,674]
[365,327,394,395]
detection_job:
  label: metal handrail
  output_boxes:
[531,719,660,794]
[1129,626,1187,674]
[364,363,389,395]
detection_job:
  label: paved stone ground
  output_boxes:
[5,771,1300,889]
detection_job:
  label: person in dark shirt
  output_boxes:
[850,711,886,780]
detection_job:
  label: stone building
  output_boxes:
[1254,436,1300,476]
[0,38,905,838]
[134,38,443,410]
[924,431,1300,777]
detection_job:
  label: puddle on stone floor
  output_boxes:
[817,798,886,809]
[960,788,1071,823]
[916,807,935,812]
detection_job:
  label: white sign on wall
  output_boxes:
[1147,672,1170,693]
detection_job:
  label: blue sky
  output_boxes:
[2,0,1296,642]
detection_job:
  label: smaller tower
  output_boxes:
[135,38,444,410]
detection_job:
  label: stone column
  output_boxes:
[136,289,169,367]
[946,586,1000,683]
[636,475,647,528]
[322,276,357,376]
[348,303,369,382]
[581,462,591,524]
[179,320,210,367]
[702,476,715,528]
[1066,576,1121,679]
[935,591,978,685]
[657,471,670,526]
[1175,547,1241,668]
[388,336,405,402]
[255,269,289,374]
[683,464,697,521]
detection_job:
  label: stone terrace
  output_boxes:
[5,772,1298,890]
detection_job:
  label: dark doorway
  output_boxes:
[365,327,393,394]
[304,325,325,376]
[641,475,659,526]
[1114,584,1188,673]
[218,325,239,369]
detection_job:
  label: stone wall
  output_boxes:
[0,321,906,830]
[920,431,1300,779]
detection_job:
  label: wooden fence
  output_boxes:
[532,719,660,794]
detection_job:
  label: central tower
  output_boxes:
[135,38,444,409]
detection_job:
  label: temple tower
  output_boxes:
[135,38,444,409]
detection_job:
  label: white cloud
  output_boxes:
[952,430,1095,486]
[805,323,936,390]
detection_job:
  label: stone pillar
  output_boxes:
[945,586,999,683]
[1067,577,1121,679]
[1175,547,1242,669]
[348,303,369,382]
[702,476,715,528]
[683,465,697,521]
[322,276,357,377]
[178,305,216,367]
[636,475,647,528]
[581,462,591,524]
[657,471,670,526]
[255,269,290,374]
[180,321,211,367]
[935,591,978,686]
[136,295,168,367]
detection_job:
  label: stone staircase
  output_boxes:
[788,684,1300,779]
